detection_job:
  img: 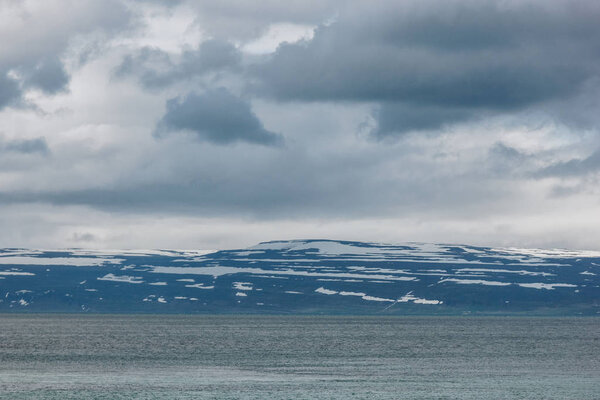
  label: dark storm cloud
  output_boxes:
[486,143,530,176]
[115,39,241,89]
[0,0,132,110]
[251,0,600,135]
[488,143,526,162]
[371,103,473,137]
[0,147,501,219]
[1,137,50,155]
[0,72,20,109]
[0,59,69,111]
[155,88,282,146]
[21,56,70,94]
[536,150,600,178]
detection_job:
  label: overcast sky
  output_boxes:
[1,0,599,250]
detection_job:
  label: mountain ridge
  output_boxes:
[1,239,598,315]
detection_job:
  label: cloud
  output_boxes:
[115,39,241,88]
[537,149,600,178]
[154,88,282,146]
[187,0,340,40]
[0,149,499,218]
[71,232,97,242]
[1,0,600,250]
[0,72,20,109]
[0,0,132,110]
[20,56,69,94]
[486,142,531,176]
[252,0,600,135]
[371,103,473,137]
[1,137,49,155]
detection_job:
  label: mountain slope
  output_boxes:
[1,240,599,314]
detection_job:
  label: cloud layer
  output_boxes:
[253,0,600,135]
[0,0,599,250]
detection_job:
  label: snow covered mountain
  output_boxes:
[1,240,599,314]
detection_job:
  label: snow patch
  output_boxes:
[315,287,337,295]
[518,283,577,290]
[439,278,511,286]
[397,292,442,305]
[97,274,144,284]
[0,256,123,266]
[0,271,35,276]
[233,250,265,256]
[185,283,214,289]
[233,282,253,291]
[455,268,554,277]
[71,249,215,258]
[338,291,395,302]
[152,265,416,282]
[315,287,411,303]
[362,295,395,302]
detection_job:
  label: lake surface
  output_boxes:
[0,315,598,399]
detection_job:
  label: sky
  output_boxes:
[1,0,599,250]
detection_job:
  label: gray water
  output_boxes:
[0,315,598,399]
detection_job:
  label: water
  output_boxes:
[0,315,598,399]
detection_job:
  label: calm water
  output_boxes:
[0,315,598,399]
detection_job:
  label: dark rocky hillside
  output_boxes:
[1,240,598,315]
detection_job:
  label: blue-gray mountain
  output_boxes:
[1,240,598,315]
